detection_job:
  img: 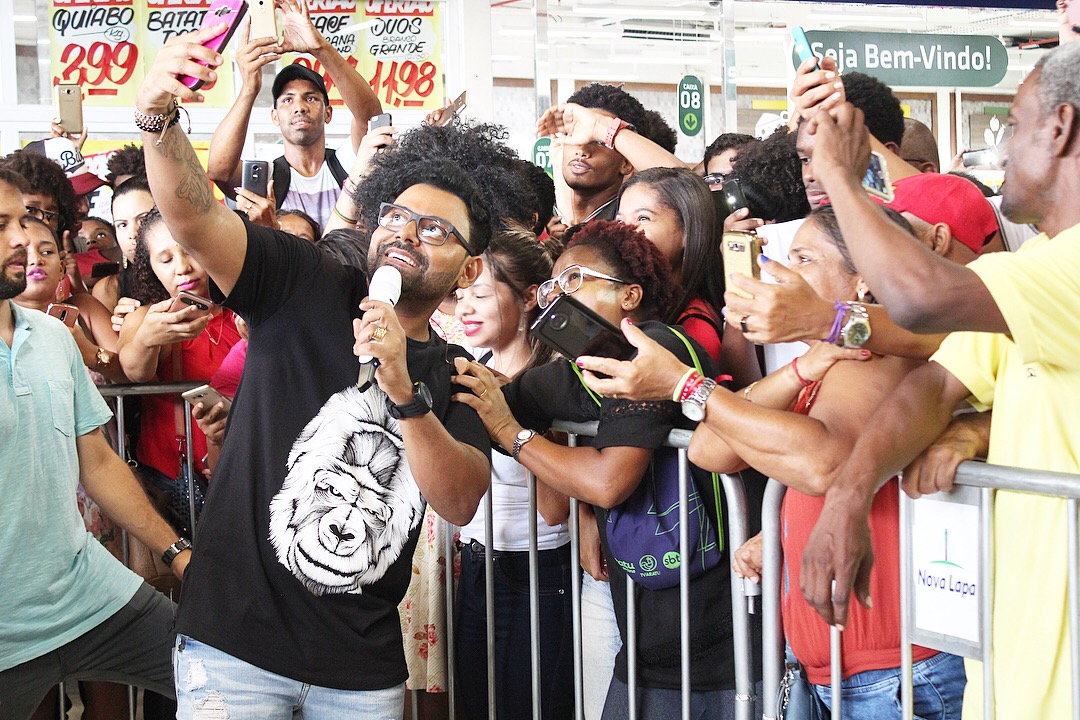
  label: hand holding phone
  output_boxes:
[791,27,819,71]
[182,384,232,413]
[368,113,393,131]
[721,231,763,300]
[56,84,83,136]
[178,0,248,90]
[47,303,80,327]
[530,294,636,364]
[432,91,467,127]
[169,291,215,320]
[241,159,270,198]
[862,150,894,202]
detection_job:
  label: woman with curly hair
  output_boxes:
[117,209,242,533]
[456,220,751,719]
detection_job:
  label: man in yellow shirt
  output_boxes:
[795,40,1080,719]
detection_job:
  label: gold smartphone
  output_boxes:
[56,84,83,135]
[248,0,278,40]
[721,230,762,299]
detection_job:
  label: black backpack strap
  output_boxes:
[325,149,349,187]
[271,155,291,210]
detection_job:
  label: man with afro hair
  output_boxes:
[541,83,686,229]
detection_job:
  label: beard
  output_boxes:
[0,253,27,300]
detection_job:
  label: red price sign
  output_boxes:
[369,59,437,108]
[290,56,361,108]
[50,0,142,104]
[58,41,140,92]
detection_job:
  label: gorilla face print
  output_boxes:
[269,385,425,596]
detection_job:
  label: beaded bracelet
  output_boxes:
[134,102,190,146]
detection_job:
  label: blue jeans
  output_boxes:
[812,652,966,720]
[581,573,622,720]
[173,634,404,719]
[601,677,763,720]
[454,541,574,720]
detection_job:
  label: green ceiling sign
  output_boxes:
[792,31,1008,87]
[678,75,704,137]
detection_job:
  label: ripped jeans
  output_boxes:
[173,635,404,720]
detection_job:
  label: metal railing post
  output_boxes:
[719,472,754,720]
[484,487,496,720]
[1068,498,1080,720]
[678,449,692,720]
[899,480,914,720]
[567,431,585,720]
[444,516,458,719]
[528,472,542,720]
[760,479,786,720]
[981,487,995,720]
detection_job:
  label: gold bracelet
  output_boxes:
[742,381,759,403]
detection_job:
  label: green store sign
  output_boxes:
[678,75,704,137]
[532,137,553,179]
[791,31,1008,87]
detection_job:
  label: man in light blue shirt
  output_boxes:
[0,167,188,719]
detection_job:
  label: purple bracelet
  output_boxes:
[825,299,847,345]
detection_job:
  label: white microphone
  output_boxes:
[357,265,402,390]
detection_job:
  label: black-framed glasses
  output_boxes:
[377,202,472,254]
[537,264,628,309]
[26,206,59,225]
[703,173,728,187]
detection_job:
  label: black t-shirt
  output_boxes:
[504,321,756,690]
[176,221,490,690]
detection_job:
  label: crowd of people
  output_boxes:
[2,3,1080,720]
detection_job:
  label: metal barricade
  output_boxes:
[899,461,1080,720]
[759,478,845,720]
[438,419,758,720]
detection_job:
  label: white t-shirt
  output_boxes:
[459,357,570,552]
[281,162,340,230]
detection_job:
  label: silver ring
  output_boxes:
[740,315,750,334]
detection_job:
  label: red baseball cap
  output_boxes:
[886,173,998,255]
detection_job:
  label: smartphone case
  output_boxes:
[56,84,83,135]
[179,0,248,90]
[248,0,278,40]
[721,231,762,299]
[241,159,270,197]
[530,294,636,362]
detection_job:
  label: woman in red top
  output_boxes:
[118,209,240,533]
[615,167,760,388]
[575,205,965,719]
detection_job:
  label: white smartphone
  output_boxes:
[181,384,232,412]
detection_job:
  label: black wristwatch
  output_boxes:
[162,538,192,566]
[386,382,433,419]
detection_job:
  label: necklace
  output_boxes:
[205,311,225,346]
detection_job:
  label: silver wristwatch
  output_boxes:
[681,378,717,422]
[512,429,538,461]
[841,302,871,349]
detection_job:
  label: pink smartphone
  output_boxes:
[46,303,80,327]
[178,0,248,91]
[168,291,215,319]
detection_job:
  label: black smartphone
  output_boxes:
[368,113,393,131]
[90,261,121,278]
[717,178,750,218]
[530,294,636,362]
[241,159,269,198]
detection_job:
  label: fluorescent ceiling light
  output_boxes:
[14,15,37,22]
[571,7,706,20]
[808,13,917,25]
[1007,20,1065,30]
[549,26,622,39]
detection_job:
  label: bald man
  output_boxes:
[900,118,940,174]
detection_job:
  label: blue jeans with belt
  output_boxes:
[454,540,575,720]
[812,651,966,720]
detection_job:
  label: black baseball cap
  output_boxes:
[272,64,330,105]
